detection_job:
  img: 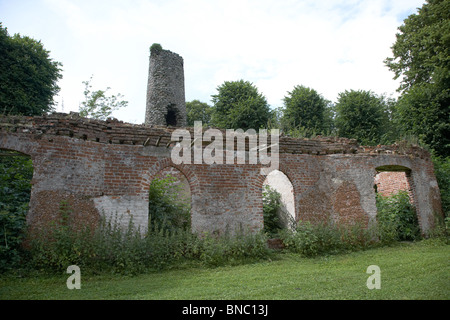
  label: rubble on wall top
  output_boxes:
[0,113,430,158]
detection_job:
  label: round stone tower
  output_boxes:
[145,44,186,127]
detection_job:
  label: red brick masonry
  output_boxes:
[0,113,443,235]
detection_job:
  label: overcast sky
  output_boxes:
[1,0,425,124]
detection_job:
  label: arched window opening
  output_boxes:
[148,166,191,231]
[262,170,296,237]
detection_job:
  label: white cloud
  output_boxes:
[1,0,425,123]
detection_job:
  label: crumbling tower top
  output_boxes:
[145,44,186,127]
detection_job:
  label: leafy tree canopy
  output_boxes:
[393,72,450,156]
[0,22,62,116]
[385,0,450,157]
[186,100,212,126]
[79,75,128,120]
[385,0,450,93]
[281,85,333,134]
[334,90,391,145]
[211,80,272,130]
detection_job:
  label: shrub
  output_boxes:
[150,43,163,54]
[25,201,270,275]
[148,175,191,232]
[433,156,450,217]
[199,229,270,267]
[339,221,378,251]
[279,219,378,257]
[262,185,295,237]
[376,191,421,243]
[279,220,343,257]
[262,185,283,237]
[27,201,93,272]
[0,207,28,272]
[0,155,33,272]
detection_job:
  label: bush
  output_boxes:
[199,229,270,267]
[433,156,450,217]
[262,185,295,237]
[279,220,342,257]
[279,219,378,257]
[0,208,28,271]
[11,170,269,275]
[150,43,163,54]
[376,191,421,243]
[25,201,270,275]
[148,175,190,232]
[0,155,33,272]
[262,185,283,237]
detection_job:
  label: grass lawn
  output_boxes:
[0,240,448,300]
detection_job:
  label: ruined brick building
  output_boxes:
[0,48,443,235]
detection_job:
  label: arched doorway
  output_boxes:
[262,169,296,236]
[148,166,191,231]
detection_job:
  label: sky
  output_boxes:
[1,0,426,124]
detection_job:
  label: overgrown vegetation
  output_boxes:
[2,153,447,276]
[0,154,32,272]
[262,185,283,237]
[148,175,191,232]
[26,212,270,275]
[263,183,439,258]
[150,43,163,55]
[1,174,269,275]
[433,156,450,217]
[376,191,421,243]
[1,151,448,276]
[279,220,377,257]
[262,185,295,237]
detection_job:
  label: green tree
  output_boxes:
[385,0,450,157]
[384,0,449,93]
[334,90,391,145]
[211,80,272,130]
[433,156,450,217]
[79,75,128,120]
[0,22,62,116]
[186,100,212,126]
[393,73,450,156]
[281,85,333,134]
[267,106,283,129]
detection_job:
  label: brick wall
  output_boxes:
[375,171,411,197]
[0,113,443,235]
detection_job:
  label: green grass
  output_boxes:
[1,240,448,300]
